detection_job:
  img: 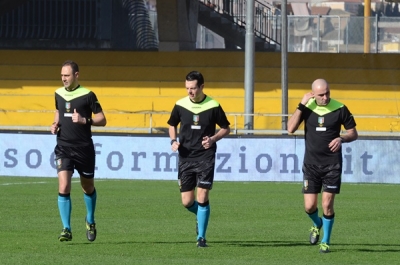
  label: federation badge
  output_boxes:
[65,102,71,112]
[193,115,199,125]
[318,116,324,127]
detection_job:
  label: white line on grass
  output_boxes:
[0,179,108,186]
[1,181,49,186]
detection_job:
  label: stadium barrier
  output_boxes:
[0,50,399,134]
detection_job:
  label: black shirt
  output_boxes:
[167,95,230,161]
[301,98,356,165]
[55,86,103,147]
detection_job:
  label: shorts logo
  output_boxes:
[56,158,62,169]
[199,181,211,185]
[303,180,308,190]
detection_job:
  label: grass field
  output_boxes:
[0,176,399,265]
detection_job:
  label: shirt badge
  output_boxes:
[191,115,201,129]
[193,115,199,125]
[318,117,324,127]
[316,116,326,131]
[65,102,71,112]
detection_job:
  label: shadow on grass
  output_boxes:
[68,240,308,247]
[215,240,309,247]
[334,243,400,253]
[68,240,400,253]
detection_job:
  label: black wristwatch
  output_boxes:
[170,139,177,145]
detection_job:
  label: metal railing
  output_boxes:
[286,15,400,53]
[196,1,400,53]
[2,0,400,53]
[199,0,281,47]
[1,111,400,136]
[196,12,400,53]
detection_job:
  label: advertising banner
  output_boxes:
[0,133,397,183]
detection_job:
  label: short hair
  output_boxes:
[186,71,204,87]
[62,60,79,74]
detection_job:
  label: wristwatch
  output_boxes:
[170,139,177,145]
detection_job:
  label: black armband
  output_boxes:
[297,103,306,111]
[170,139,177,145]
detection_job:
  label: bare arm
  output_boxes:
[287,109,303,134]
[169,125,180,152]
[202,126,231,149]
[169,125,178,140]
[341,127,358,143]
[329,127,358,152]
[211,126,230,142]
[50,110,60,134]
[92,111,107,126]
[53,110,59,124]
[287,92,314,133]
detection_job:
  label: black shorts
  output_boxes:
[178,157,215,192]
[54,144,96,178]
[302,163,342,194]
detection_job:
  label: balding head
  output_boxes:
[311,79,330,106]
[312,79,329,92]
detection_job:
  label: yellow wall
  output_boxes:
[0,50,399,133]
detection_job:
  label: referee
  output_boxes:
[50,60,107,242]
[167,71,230,248]
[287,78,358,253]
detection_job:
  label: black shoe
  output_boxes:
[196,220,198,235]
[85,218,97,242]
[58,228,72,242]
[197,237,208,248]
[309,218,322,245]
